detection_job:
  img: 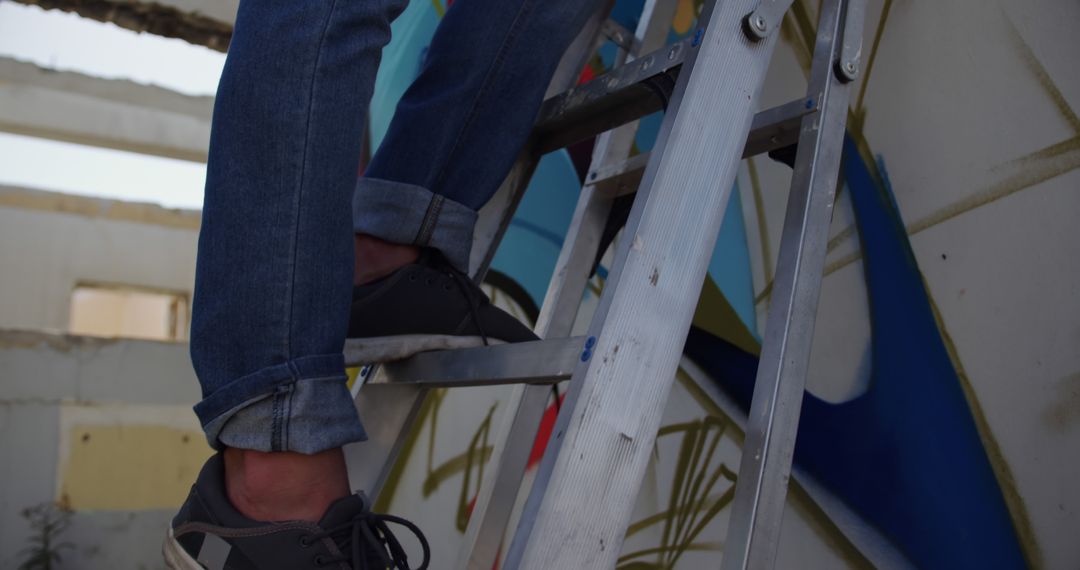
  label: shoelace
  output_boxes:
[430,252,490,346]
[307,511,430,570]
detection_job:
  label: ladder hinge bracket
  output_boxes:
[833,0,866,83]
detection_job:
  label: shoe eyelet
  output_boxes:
[408,274,417,282]
[313,554,328,567]
[425,279,433,286]
[298,535,312,548]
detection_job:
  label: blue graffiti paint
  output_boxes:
[707,185,759,338]
[686,137,1026,568]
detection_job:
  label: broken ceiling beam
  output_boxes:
[11,0,237,51]
[0,57,213,162]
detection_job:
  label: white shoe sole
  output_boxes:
[162,527,202,570]
[344,334,503,364]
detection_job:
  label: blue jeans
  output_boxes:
[190,0,600,453]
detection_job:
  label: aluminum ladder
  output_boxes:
[344,0,866,567]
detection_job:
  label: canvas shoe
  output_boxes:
[164,454,429,570]
[346,249,538,362]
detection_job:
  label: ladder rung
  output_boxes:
[744,96,817,158]
[534,38,692,153]
[356,337,586,388]
[534,31,818,158]
[581,96,818,198]
[588,152,650,197]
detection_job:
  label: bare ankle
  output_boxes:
[354,234,420,285]
[223,447,350,522]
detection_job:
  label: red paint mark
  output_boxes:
[577,64,596,85]
[527,394,565,469]
[467,394,562,570]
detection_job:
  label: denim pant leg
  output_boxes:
[190,0,408,453]
[354,0,604,272]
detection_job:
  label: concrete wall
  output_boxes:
[0,185,199,333]
[0,330,210,569]
[0,187,205,569]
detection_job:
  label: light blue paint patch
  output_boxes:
[707,185,758,338]
[508,218,565,251]
[634,112,664,153]
[490,152,582,303]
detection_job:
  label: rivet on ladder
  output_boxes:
[581,337,596,361]
[742,12,769,41]
[835,59,860,83]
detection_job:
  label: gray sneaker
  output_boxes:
[346,249,538,362]
[164,454,429,570]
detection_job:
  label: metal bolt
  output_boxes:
[836,59,859,82]
[743,12,769,41]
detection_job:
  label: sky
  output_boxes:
[0,1,226,209]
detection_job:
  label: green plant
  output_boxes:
[17,502,74,570]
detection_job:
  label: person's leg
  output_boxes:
[353,0,604,274]
[187,0,405,519]
[172,0,435,567]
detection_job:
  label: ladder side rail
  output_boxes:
[503,0,789,565]
[720,0,865,568]
[345,5,613,499]
[457,3,681,567]
[456,136,623,570]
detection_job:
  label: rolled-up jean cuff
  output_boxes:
[353,177,477,273]
[194,354,367,454]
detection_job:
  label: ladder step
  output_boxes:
[744,96,817,158]
[534,32,818,157]
[534,38,691,153]
[581,96,818,198]
[352,337,586,388]
[588,152,651,197]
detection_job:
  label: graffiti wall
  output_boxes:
[358,0,1080,568]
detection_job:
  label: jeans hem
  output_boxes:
[194,354,367,453]
[353,177,477,272]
